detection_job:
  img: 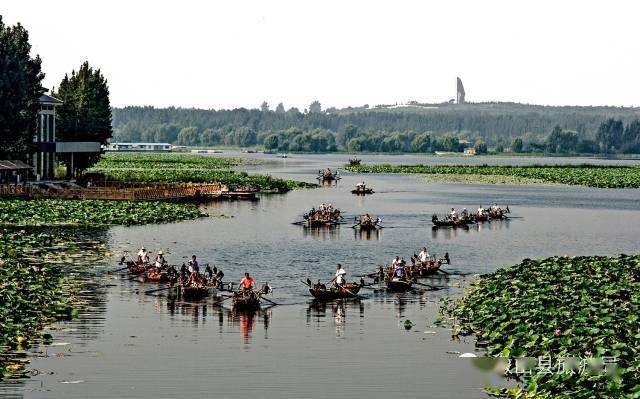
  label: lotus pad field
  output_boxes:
[0,229,109,378]
[441,255,640,398]
[0,199,206,227]
[345,164,640,188]
[90,153,315,191]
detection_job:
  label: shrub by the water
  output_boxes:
[346,164,640,188]
[441,255,640,398]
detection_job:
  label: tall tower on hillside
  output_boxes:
[456,77,466,104]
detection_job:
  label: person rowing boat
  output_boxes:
[418,247,430,262]
[137,246,149,264]
[330,263,347,288]
[239,272,256,291]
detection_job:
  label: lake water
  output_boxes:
[1,154,639,399]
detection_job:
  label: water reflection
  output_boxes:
[163,297,273,345]
[302,225,341,239]
[306,299,365,337]
[353,227,382,240]
[431,219,511,239]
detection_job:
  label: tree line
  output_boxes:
[112,102,640,154]
[0,15,112,175]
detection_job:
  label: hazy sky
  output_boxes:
[3,0,639,109]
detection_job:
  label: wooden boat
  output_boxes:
[309,283,361,301]
[351,187,374,195]
[139,270,169,283]
[473,206,511,222]
[431,214,473,229]
[179,286,209,301]
[386,277,413,292]
[411,260,443,277]
[317,169,340,181]
[349,158,361,166]
[127,263,149,275]
[232,290,262,311]
[353,215,382,230]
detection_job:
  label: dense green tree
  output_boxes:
[621,120,640,153]
[411,133,431,152]
[336,124,359,147]
[474,140,487,154]
[309,100,322,114]
[275,103,285,113]
[177,126,200,146]
[260,101,269,112]
[511,137,524,153]
[436,134,461,152]
[596,118,624,153]
[234,127,257,147]
[201,128,224,146]
[494,143,504,153]
[54,61,112,175]
[0,17,45,159]
[263,134,279,150]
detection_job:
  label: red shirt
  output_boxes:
[240,276,255,289]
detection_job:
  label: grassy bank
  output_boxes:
[441,255,640,398]
[90,153,315,191]
[345,164,640,188]
[0,199,206,227]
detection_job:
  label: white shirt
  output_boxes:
[419,251,429,262]
[478,208,484,214]
[335,268,346,284]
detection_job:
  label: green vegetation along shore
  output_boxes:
[89,153,315,191]
[0,199,206,227]
[0,229,108,378]
[441,255,640,398]
[345,164,640,188]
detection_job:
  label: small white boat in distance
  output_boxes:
[278,153,289,158]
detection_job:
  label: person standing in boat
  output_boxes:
[154,251,167,270]
[188,255,199,273]
[419,247,430,263]
[137,246,149,264]
[449,208,458,221]
[330,263,346,287]
[477,205,485,216]
[461,208,469,219]
[239,272,256,291]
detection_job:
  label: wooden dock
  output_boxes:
[0,182,258,201]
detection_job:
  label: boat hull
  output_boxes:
[309,284,361,301]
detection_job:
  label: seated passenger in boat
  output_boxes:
[391,256,400,268]
[395,264,406,278]
[331,263,346,287]
[461,208,469,218]
[477,205,484,216]
[239,272,256,291]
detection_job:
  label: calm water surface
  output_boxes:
[1,154,639,398]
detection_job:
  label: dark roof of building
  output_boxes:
[0,160,33,171]
[39,94,63,105]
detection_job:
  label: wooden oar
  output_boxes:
[437,268,451,275]
[339,285,364,299]
[144,285,176,295]
[300,280,311,287]
[260,296,279,306]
